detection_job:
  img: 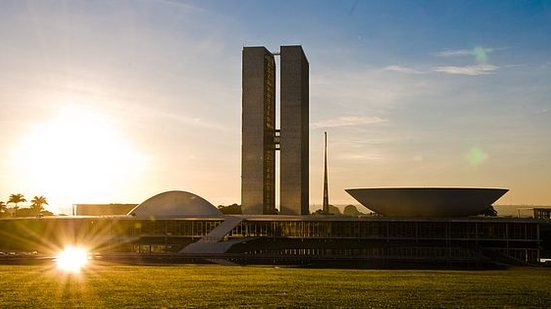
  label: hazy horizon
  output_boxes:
[1,1,550,214]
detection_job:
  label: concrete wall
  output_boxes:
[241,47,276,214]
[280,45,309,215]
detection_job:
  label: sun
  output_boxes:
[55,246,90,273]
[11,105,148,210]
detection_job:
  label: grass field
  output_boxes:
[1,264,550,308]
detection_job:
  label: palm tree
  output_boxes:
[8,193,26,209]
[30,195,48,214]
[0,201,7,213]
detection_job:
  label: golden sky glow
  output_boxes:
[0,1,550,212]
[8,104,150,213]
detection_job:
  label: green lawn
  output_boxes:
[1,264,550,308]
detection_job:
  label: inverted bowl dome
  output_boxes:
[346,187,508,217]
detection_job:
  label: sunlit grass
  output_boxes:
[0,265,550,307]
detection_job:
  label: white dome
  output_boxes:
[128,190,222,218]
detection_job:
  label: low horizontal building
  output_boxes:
[73,204,137,216]
[1,191,548,267]
[0,215,544,266]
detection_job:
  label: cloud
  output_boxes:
[382,65,424,74]
[435,49,474,57]
[311,66,437,114]
[435,47,498,58]
[337,152,385,161]
[434,46,507,64]
[312,116,387,128]
[433,64,498,76]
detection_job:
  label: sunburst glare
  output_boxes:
[55,246,90,273]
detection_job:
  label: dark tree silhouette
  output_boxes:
[30,195,48,214]
[343,205,363,216]
[481,205,498,216]
[313,205,341,215]
[14,208,35,218]
[40,210,54,217]
[0,201,7,217]
[328,205,341,215]
[312,209,329,215]
[8,193,26,209]
[217,203,242,214]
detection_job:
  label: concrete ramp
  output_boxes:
[179,216,246,254]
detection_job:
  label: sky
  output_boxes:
[0,0,550,214]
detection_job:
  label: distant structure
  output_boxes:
[346,188,508,217]
[533,208,551,220]
[3,190,542,267]
[128,191,222,218]
[322,132,329,214]
[73,204,137,216]
[242,45,309,215]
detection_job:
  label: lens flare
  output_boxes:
[467,146,488,166]
[473,46,488,64]
[55,246,89,273]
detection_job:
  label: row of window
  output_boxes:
[242,246,478,258]
[0,219,540,252]
[74,220,540,241]
[226,221,539,240]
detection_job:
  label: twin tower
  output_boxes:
[242,45,309,215]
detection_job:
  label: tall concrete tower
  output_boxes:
[241,47,276,214]
[241,45,309,215]
[280,45,309,215]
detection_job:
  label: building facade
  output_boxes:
[241,47,276,214]
[73,204,137,216]
[241,45,309,215]
[280,46,309,215]
[0,216,544,266]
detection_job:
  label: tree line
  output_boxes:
[0,194,53,218]
[217,203,368,216]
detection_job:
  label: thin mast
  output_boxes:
[322,132,329,214]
